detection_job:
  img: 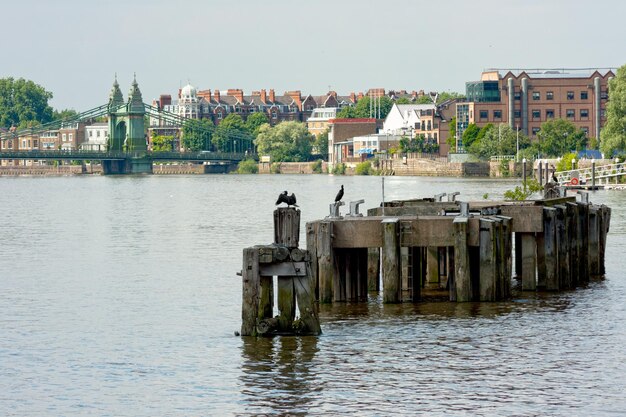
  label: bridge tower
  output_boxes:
[104,76,152,174]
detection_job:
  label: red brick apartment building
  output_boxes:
[455,68,615,150]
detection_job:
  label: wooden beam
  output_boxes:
[453,217,471,302]
[241,247,260,336]
[382,218,401,303]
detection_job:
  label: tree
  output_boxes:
[213,114,252,152]
[469,123,530,159]
[395,97,411,104]
[245,112,269,137]
[0,77,54,128]
[314,128,329,159]
[537,119,586,157]
[336,96,394,119]
[52,109,78,121]
[181,118,213,151]
[462,123,481,148]
[600,64,626,156]
[254,121,313,162]
[152,134,175,152]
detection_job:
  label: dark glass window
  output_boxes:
[514,92,521,101]
[580,109,589,118]
[566,109,575,118]
[514,110,521,118]
[546,91,554,100]
[493,110,502,119]
[581,91,588,100]
[567,91,574,100]
[546,109,555,118]
[479,110,488,119]
[532,110,541,119]
[533,92,540,100]
[532,127,540,135]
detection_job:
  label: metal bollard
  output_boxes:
[447,192,460,202]
[346,199,365,217]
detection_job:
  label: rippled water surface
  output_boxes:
[1,174,625,416]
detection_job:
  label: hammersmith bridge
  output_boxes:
[0,77,254,174]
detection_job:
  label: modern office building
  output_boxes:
[456,68,615,150]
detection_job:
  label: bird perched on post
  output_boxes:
[551,168,558,184]
[276,191,298,207]
[335,185,344,202]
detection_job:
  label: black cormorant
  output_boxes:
[275,191,288,205]
[335,185,344,202]
[276,191,298,207]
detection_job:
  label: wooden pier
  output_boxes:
[306,197,610,304]
[241,208,321,337]
[241,197,610,336]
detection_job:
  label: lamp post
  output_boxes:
[572,157,576,171]
[523,157,527,191]
[516,124,519,162]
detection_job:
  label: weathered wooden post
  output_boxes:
[453,216,471,301]
[317,221,334,303]
[521,233,537,291]
[479,218,496,301]
[241,247,260,336]
[554,205,570,289]
[542,208,558,290]
[410,247,424,302]
[577,202,589,284]
[382,218,401,303]
[306,222,319,299]
[497,216,513,299]
[566,202,580,287]
[588,206,600,276]
[367,248,381,291]
[599,205,611,275]
[425,247,439,287]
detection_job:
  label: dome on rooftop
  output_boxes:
[181,84,197,100]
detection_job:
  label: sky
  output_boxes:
[1,0,624,111]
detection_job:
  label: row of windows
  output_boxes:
[531,126,590,136]
[526,90,608,101]
[480,109,592,120]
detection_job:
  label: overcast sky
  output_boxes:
[2,0,624,111]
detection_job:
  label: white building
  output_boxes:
[82,123,109,151]
[306,107,338,137]
[382,103,436,136]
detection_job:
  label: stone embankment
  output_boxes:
[0,165,100,176]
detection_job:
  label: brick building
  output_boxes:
[456,69,615,151]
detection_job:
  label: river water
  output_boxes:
[1,174,625,416]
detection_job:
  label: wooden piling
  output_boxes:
[306,222,319,299]
[577,203,589,284]
[367,248,380,291]
[599,206,611,275]
[479,218,496,301]
[497,216,513,299]
[588,206,600,276]
[333,248,345,302]
[515,232,522,279]
[566,203,580,287]
[277,277,295,330]
[258,275,274,320]
[542,208,558,291]
[382,218,401,303]
[241,247,260,336]
[410,247,424,302]
[274,207,300,248]
[317,221,334,303]
[294,273,322,335]
[521,233,537,291]
[426,247,439,287]
[453,216,470,301]
[357,248,369,301]
[554,205,571,289]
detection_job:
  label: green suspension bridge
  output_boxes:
[0,77,256,174]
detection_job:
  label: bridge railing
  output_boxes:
[555,162,626,184]
[0,149,257,162]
